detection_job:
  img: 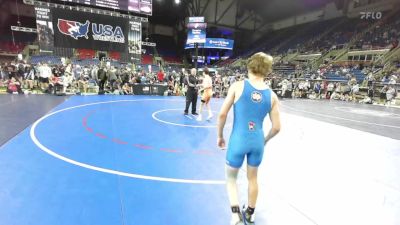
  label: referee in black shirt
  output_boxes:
[184,68,199,115]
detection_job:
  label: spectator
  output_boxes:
[157,69,165,83]
[6,77,23,94]
[108,66,118,91]
[313,82,321,99]
[97,66,107,94]
[122,82,132,95]
[351,83,360,101]
[359,85,375,104]
[386,86,396,105]
[379,85,388,104]
[24,65,35,91]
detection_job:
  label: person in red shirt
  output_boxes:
[157,69,165,83]
[6,77,23,94]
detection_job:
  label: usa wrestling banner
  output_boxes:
[52,8,129,52]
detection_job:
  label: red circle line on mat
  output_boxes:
[81,111,216,156]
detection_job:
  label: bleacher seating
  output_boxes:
[273,64,296,77]
[71,58,100,66]
[141,55,153,65]
[137,64,160,73]
[0,42,26,54]
[77,49,96,59]
[163,56,182,64]
[109,52,121,61]
[30,55,62,65]
[324,69,366,82]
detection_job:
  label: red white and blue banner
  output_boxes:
[52,8,129,52]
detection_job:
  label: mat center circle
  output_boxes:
[152,108,220,128]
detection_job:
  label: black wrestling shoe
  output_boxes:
[184,112,188,115]
[192,112,199,115]
[242,205,255,225]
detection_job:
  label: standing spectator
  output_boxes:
[97,66,107,94]
[157,69,165,83]
[366,73,375,87]
[73,65,82,81]
[1,63,8,80]
[24,65,35,91]
[108,66,118,91]
[91,65,98,82]
[121,68,130,85]
[38,63,51,91]
[360,85,375,104]
[280,78,288,97]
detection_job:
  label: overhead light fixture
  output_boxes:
[175,0,180,4]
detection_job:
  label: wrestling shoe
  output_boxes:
[242,205,255,225]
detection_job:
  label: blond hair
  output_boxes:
[247,52,273,77]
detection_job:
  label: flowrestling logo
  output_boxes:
[57,19,125,43]
[360,12,382,20]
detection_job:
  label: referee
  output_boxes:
[184,68,199,115]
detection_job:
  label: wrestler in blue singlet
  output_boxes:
[227,79,272,168]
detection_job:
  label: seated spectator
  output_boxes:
[48,73,63,94]
[330,91,341,100]
[326,82,335,99]
[360,86,375,104]
[342,84,351,101]
[122,82,132,95]
[389,75,398,84]
[78,74,89,94]
[313,82,321,99]
[386,86,397,105]
[379,85,388,104]
[7,77,23,94]
[351,83,360,101]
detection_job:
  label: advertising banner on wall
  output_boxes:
[185,38,234,50]
[35,6,54,52]
[52,8,129,52]
[128,18,142,59]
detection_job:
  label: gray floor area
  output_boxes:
[280,99,400,140]
[0,95,69,146]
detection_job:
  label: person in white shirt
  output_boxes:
[39,63,51,90]
[386,86,396,105]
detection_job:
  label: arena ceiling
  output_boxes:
[1,0,341,29]
[182,0,340,31]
